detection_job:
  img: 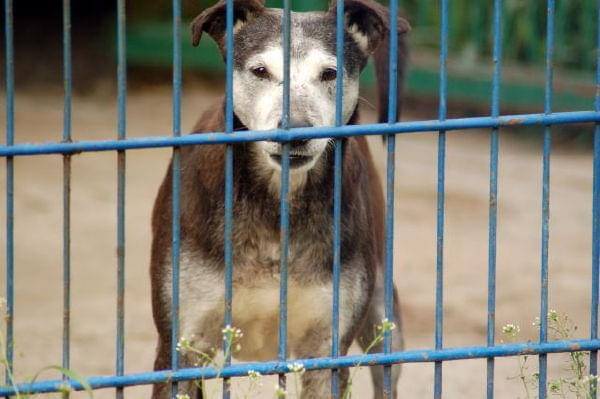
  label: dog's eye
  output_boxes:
[251,66,270,80]
[320,68,337,82]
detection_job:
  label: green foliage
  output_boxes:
[0,299,93,399]
[127,0,596,72]
[502,310,598,399]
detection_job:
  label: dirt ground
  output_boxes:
[0,82,597,398]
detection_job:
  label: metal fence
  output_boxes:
[2,0,600,398]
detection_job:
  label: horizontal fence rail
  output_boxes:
[3,0,600,397]
[2,340,600,397]
[0,111,599,157]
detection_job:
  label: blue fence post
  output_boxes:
[590,0,600,396]
[384,0,399,398]
[486,0,503,397]
[331,0,344,396]
[434,0,449,397]
[538,1,555,397]
[223,0,235,397]
[278,0,292,393]
[3,0,15,396]
[61,0,73,397]
[116,0,127,397]
[170,0,182,397]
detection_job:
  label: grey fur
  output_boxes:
[150,1,409,397]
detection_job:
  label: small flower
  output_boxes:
[248,370,262,380]
[274,384,287,398]
[548,379,562,393]
[583,374,599,385]
[176,336,192,352]
[288,362,305,374]
[222,325,243,340]
[377,318,397,333]
[501,324,520,338]
[548,309,559,322]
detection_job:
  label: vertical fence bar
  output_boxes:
[223,0,234,397]
[590,0,600,394]
[171,0,182,397]
[116,0,127,397]
[331,0,344,396]
[3,0,15,395]
[538,1,555,398]
[434,0,448,397]
[383,0,399,398]
[62,0,72,397]
[278,0,291,393]
[486,1,502,398]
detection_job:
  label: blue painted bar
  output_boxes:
[4,0,14,394]
[277,142,290,392]
[434,0,449,397]
[170,0,182,397]
[590,0,600,393]
[539,1,555,397]
[62,0,72,144]
[487,0,503,397]
[278,0,291,392]
[331,0,344,396]
[3,339,600,397]
[223,0,235,397]
[383,0,399,397]
[62,1,72,398]
[116,0,127,397]
[1,112,598,158]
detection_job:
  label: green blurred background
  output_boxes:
[2,0,597,115]
[125,0,597,114]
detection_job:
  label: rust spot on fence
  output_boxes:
[519,348,536,355]
[507,118,523,125]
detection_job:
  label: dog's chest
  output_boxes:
[177,230,357,361]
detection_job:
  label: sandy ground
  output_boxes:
[0,83,597,398]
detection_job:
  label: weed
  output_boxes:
[0,298,93,398]
[502,310,597,399]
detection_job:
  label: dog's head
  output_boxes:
[192,0,409,174]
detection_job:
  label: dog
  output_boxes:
[150,0,409,397]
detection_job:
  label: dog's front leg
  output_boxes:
[357,273,404,399]
[299,367,350,399]
[151,335,207,399]
[293,325,352,399]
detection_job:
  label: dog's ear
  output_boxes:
[191,0,265,47]
[329,0,410,55]
[330,0,411,124]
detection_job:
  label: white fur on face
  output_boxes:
[233,46,359,130]
[233,39,360,180]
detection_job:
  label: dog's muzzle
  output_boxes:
[269,140,314,169]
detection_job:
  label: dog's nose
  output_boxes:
[290,140,310,149]
[275,119,312,150]
[277,119,312,129]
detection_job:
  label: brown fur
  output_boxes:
[150,1,408,397]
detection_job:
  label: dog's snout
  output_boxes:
[290,140,309,149]
[277,119,313,129]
